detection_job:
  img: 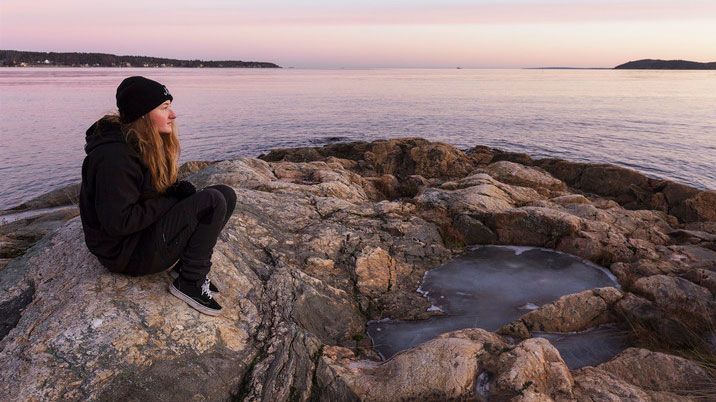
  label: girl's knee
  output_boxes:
[205,184,236,214]
[194,188,227,225]
[206,184,236,203]
[203,188,227,211]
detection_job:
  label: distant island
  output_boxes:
[0,50,281,68]
[614,59,716,70]
[525,67,610,70]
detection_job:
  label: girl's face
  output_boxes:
[148,100,176,134]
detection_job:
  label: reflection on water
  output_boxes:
[2,68,715,209]
[367,246,629,368]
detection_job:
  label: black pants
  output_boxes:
[126,184,237,282]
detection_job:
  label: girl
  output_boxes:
[79,76,236,316]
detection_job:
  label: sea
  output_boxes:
[0,68,714,210]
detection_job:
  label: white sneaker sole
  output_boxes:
[169,282,221,316]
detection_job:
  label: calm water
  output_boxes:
[1,68,714,209]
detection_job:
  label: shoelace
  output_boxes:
[201,278,213,299]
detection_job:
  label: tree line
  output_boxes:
[0,50,281,68]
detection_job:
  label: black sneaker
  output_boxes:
[169,263,219,293]
[169,277,222,316]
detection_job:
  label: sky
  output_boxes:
[1,0,715,68]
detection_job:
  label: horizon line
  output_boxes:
[0,49,617,69]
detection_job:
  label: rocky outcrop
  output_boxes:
[572,346,712,401]
[479,160,568,196]
[598,348,712,394]
[261,137,478,180]
[2,183,80,211]
[317,329,579,401]
[0,220,259,400]
[316,329,507,401]
[1,138,714,400]
[488,337,575,401]
[0,180,84,273]
[317,330,710,401]
[468,147,716,223]
[632,275,715,322]
[354,247,398,296]
[499,287,623,338]
[615,274,716,349]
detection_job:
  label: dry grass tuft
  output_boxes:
[622,312,716,400]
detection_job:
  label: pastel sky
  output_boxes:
[1,0,715,68]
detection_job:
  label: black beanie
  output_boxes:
[116,76,173,123]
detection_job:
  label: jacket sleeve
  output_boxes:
[93,148,178,237]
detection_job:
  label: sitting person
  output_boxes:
[79,76,236,316]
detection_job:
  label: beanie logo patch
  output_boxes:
[163,86,170,97]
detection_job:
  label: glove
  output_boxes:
[165,180,196,200]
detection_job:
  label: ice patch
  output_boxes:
[468,244,536,256]
[518,302,539,311]
[367,245,623,364]
[427,305,444,313]
[416,271,430,297]
[416,286,429,297]
[511,246,534,255]
[534,325,630,369]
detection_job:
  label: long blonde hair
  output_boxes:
[101,114,180,193]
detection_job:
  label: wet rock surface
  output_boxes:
[1,138,714,400]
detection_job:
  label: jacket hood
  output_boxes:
[84,118,127,155]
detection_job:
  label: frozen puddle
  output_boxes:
[367,246,628,368]
[535,326,630,369]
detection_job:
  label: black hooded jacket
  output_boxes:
[79,118,178,272]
